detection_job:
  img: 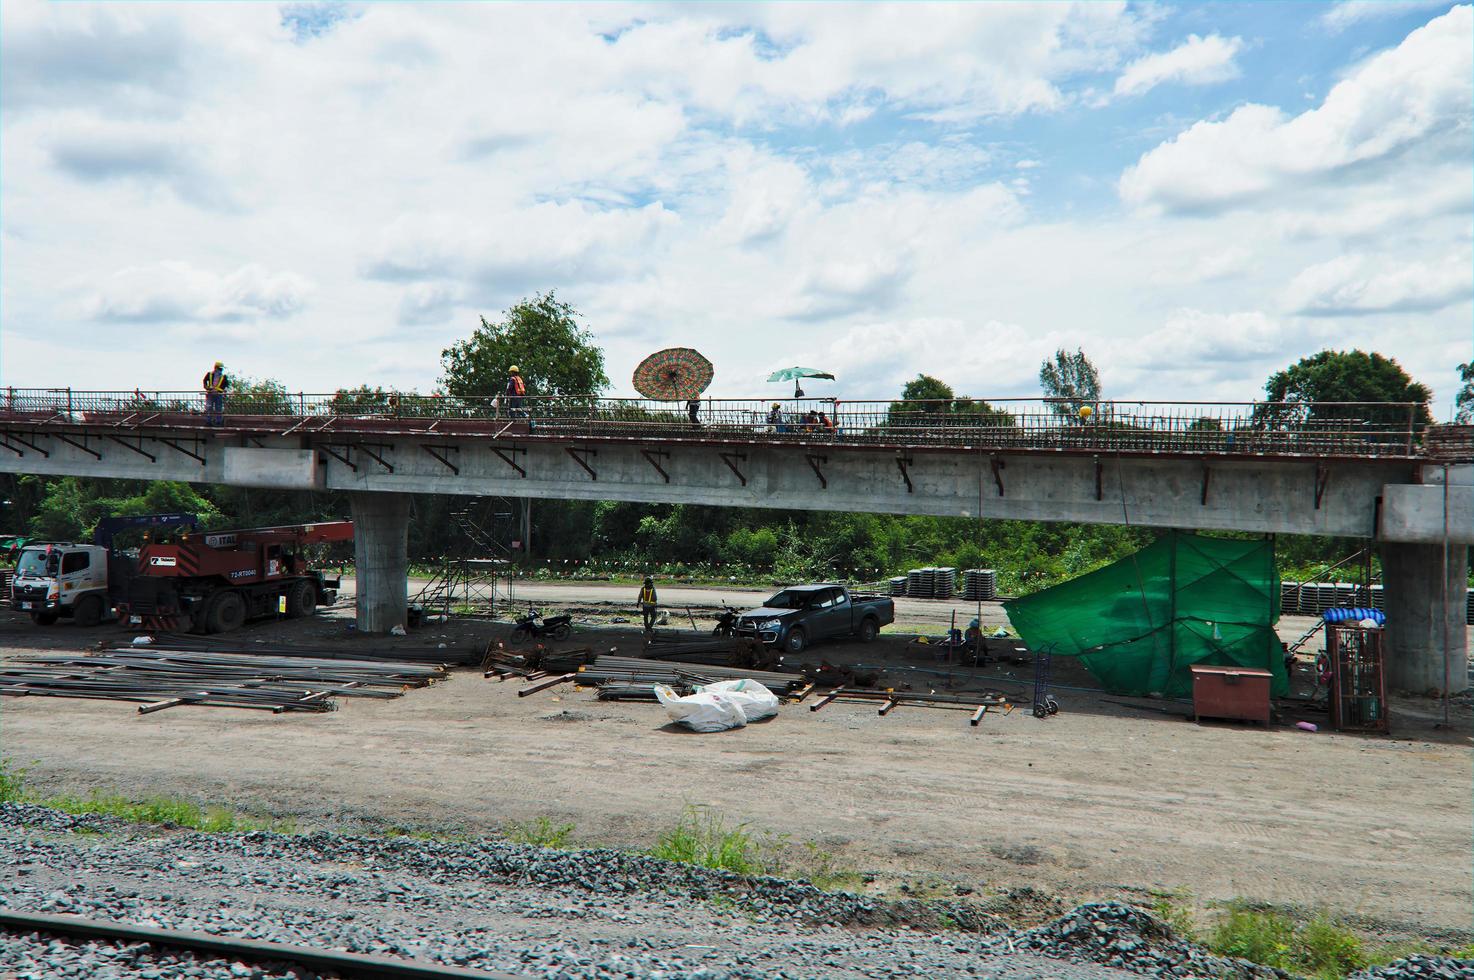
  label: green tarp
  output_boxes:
[1003,532,1286,699]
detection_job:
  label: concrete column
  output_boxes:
[1380,541,1469,694]
[350,491,410,633]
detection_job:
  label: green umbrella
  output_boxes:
[766,366,835,397]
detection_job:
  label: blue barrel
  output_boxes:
[1322,607,1386,625]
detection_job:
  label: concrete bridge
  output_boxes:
[0,388,1468,691]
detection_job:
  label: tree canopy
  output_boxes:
[889,374,1014,426]
[1263,350,1432,425]
[439,292,609,402]
[1039,349,1101,416]
[1456,361,1472,424]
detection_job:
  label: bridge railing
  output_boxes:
[0,388,1427,457]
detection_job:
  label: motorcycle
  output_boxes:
[510,609,572,644]
[711,602,739,637]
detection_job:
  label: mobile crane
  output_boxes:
[118,521,353,634]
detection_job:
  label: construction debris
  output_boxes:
[0,649,449,714]
[105,635,480,666]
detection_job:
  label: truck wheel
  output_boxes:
[859,617,879,643]
[285,580,316,619]
[30,611,58,626]
[73,594,105,628]
[784,628,807,654]
[206,591,247,634]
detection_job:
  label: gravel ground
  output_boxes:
[0,803,1384,980]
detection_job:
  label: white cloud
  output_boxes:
[1113,34,1243,98]
[84,262,312,323]
[1120,5,1472,212]
[1321,0,1452,34]
[1283,252,1474,316]
[0,1,1465,419]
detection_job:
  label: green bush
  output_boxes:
[504,816,575,848]
[650,807,770,876]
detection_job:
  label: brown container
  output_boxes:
[1190,665,1273,725]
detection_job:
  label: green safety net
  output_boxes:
[1003,532,1286,698]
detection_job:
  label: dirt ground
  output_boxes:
[1,583,1470,942]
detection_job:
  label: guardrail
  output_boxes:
[0,388,1430,458]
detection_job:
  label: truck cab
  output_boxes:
[9,543,113,625]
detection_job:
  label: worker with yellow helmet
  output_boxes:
[506,364,527,419]
[202,360,229,427]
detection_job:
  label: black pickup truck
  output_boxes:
[735,584,895,653]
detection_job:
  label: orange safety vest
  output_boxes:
[509,375,526,396]
[639,585,656,604]
[202,369,226,393]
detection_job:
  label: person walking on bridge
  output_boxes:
[638,576,659,632]
[202,360,229,426]
[506,365,527,418]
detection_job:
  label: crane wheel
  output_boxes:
[206,591,247,634]
[285,580,316,619]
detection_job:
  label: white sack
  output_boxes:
[697,679,780,722]
[654,685,748,732]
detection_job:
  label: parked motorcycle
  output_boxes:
[510,609,572,644]
[711,602,739,637]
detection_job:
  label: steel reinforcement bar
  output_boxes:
[0,910,525,980]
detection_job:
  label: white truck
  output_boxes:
[7,514,197,627]
[9,543,113,626]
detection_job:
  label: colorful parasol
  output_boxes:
[633,347,715,401]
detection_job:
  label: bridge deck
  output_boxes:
[0,390,1456,463]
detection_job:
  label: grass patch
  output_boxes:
[649,807,773,876]
[1149,890,1197,937]
[0,758,30,803]
[1,757,292,834]
[504,816,576,849]
[798,841,864,893]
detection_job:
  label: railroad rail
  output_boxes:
[0,389,1448,460]
[0,909,524,980]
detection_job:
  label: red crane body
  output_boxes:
[122,521,353,634]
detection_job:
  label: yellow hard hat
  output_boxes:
[214,361,223,368]
[1079,405,1093,419]
[509,365,520,373]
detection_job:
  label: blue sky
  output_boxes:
[1,1,1469,414]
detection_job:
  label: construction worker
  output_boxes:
[687,398,701,427]
[767,402,784,433]
[638,576,658,632]
[506,365,527,419]
[202,360,229,426]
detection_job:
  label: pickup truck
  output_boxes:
[735,584,895,653]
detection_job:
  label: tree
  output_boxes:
[439,292,609,404]
[1456,361,1473,424]
[902,375,954,403]
[1263,350,1432,425]
[889,374,1015,427]
[1039,349,1101,416]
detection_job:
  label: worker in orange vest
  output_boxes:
[506,365,527,418]
[202,360,229,426]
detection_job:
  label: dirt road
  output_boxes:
[1,597,1469,941]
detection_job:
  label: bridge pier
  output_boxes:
[350,491,409,634]
[1380,542,1469,694]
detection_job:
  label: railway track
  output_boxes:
[0,910,524,980]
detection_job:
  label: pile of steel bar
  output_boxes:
[0,650,449,714]
[103,635,480,666]
[482,643,599,681]
[573,655,805,694]
[806,686,1018,725]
